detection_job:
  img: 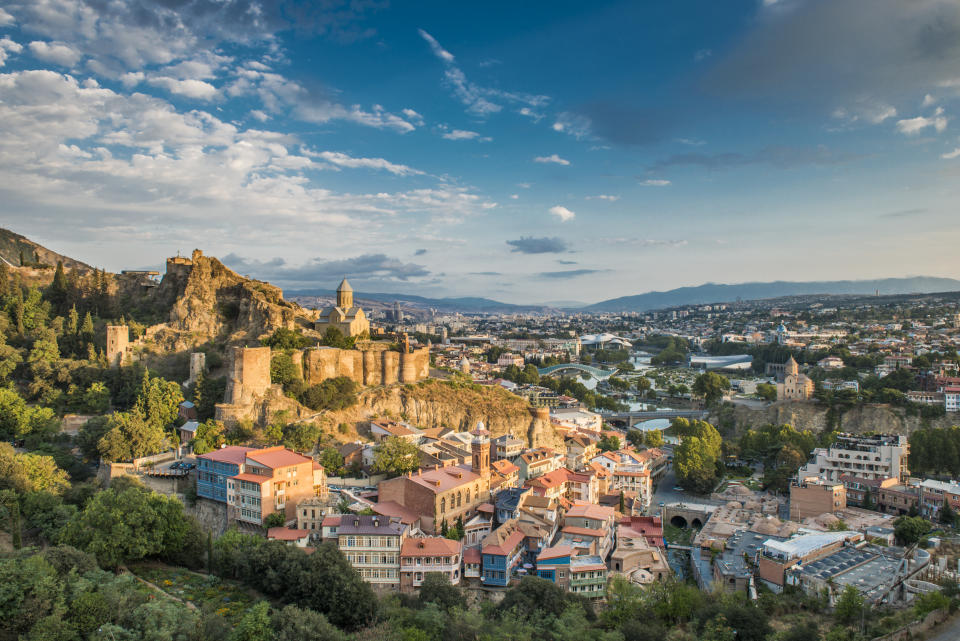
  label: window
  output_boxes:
[440,497,446,512]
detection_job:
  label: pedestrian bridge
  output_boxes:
[537,363,618,379]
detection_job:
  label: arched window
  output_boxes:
[466,488,471,503]
[457,492,462,507]
[440,497,446,512]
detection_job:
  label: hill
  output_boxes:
[583,277,960,312]
[285,288,553,313]
[0,228,94,273]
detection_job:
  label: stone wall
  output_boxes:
[870,608,950,641]
[223,346,271,405]
[106,325,129,366]
[301,345,429,387]
[725,400,957,436]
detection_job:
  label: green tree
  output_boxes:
[273,604,348,641]
[283,422,320,453]
[756,383,777,402]
[833,584,864,626]
[0,443,70,495]
[419,572,466,611]
[271,352,301,388]
[82,382,111,414]
[319,447,345,477]
[692,372,731,406]
[913,590,950,618]
[264,512,286,528]
[97,410,165,462]
[299,377,359,411]
[893,516,931,545]
[598,434,621,452]
[230,601,273,641]
[940,501,957,526]
[262,327,312,350]
[372,436,420,476]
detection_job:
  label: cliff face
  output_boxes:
[727,401,956,435]
[323,380,564,449]
[145,253,311,350]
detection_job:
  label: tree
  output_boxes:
[645,429,664,448]
[673,419,723,493]
[893,516,931,546]
[598,434,621,452]
[299,377,359,411]
[283,422,320,453]
[940,501,956,526]
[230,601,273,641]
[82,382,111,414]
[419,573,466,611]
[756,383,777,402]
[914,590,950,618]
[271,352,301,388]
[693,372,731,406]
[833,584,864,626]
[273,604,348,641]
[0,443,70,495]
[97,410,166,462]
[372,436,420,476]
[264,512,286,528]
[262,327,312,350]
[319,447,345,477]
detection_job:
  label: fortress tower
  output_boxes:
[106,325,129,367]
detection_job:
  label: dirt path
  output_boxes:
[119,566,198,611]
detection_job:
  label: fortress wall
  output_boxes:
[382,351,399,385]
[400,352,417,383]
[363,350,381,386]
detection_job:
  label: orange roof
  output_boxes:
[267,527,310,541]
[373,501,420,525]
[492,459,519,475]
[246,446,313,469]
[537,544,574,561]
[407,464,481,494]
[483,528,525,556]
[401,536,462,557]
[476,502,495,513]
[232,472,271,483]
[321,515,341,527]
[566,501,615,521]
[463,546,482,563]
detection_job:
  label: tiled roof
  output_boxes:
[492,459,519,475]
[338,515,406,536]
[463,546,482,563]
[246,446,313,469]
[401,536,462,557]
[267,527,310,541]
[321,515,342,527]
[561,526,605,538]
[566,501,615,521]
[373,500,420,524]
[232,472,271,483]
[408,464,481,493]
[198,445,255,466]
[537,544,574,561]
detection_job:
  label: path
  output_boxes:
[120,566,199,611]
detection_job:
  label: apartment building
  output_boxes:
[197,446,254,503]
[399,536,463,591]
[797,433,909,483]
[224,446,327,525]
[918,479,960,520]
[559,502,616,559]
[492,435,524,460]
[338,515,408,589]
[789,477,846,520]
[518,448,564,481]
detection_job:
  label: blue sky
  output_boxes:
[1,0,959,304]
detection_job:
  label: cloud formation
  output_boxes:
[538,269,603,279]
[548,205,575,222]
[650,145,862,171]
[534,154,570,165]
[896,108,948,135]
[506,236,569,254]
[222,253,431,287]
[309,151,424,176]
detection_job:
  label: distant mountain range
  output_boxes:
[582,277,960,312]
[284,288,552,313]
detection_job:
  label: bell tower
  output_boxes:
[336,277,353,309]
[471,422,490,476]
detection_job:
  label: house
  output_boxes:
[481,519,526,587]
[877,484,919,516]
[495,486,532,524]
[338,515,408,589]
[565,435,598,470]
[320,514,342,542]
[370,420,420,442]
[463,511,494,546]
[267,527,311,547]
[178,421,199,450]
[839,475,897,508]
[399,536,463,592]
[798,433,909,483]
[918,479,960,520]
[463,546,482,580]
[377,428,492,534]
[492,435,524,460]
[224,447,328,525]
[296,496,329,535]
[818,356,845,370]
[178,400,198,421]
[517,448,563,482]
[536,544,574,589]
[559,502,616,559]
[609,520,669,584]
[490,459,520,490]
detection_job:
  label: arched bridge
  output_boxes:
[537,363,617,379]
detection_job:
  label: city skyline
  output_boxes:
[2,0,960,304]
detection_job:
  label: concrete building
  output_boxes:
[789,477,846,520]
[797,433,909,483]
[758,530,863,590]
[338,515,407,589]
[518,448,564,482]
[197,445,255,503]
[399,536,463,591]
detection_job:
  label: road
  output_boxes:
[653,467,689,507]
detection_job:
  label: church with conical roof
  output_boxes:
[314,278,370,337]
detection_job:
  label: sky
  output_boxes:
[1,0,960,305]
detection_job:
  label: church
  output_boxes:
[315,278,370,337]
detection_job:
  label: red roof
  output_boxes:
[373,501,420,525]
[566,502,614,521]
[246,446,313,469]
[199,445,255,466]
[561,526,604,538]
[463,546,482,563]
[483,528,525,556]
[537,544,574,561]
[400,537,462,557]
[476,502,495,513]
[267,527,310,541]
[321,515,341,527]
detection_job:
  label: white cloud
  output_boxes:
[0,37,22,67]
[923,94,937,107]
[249,110,269,122]
[442,129,483,140]
[552,112,592,139]
[120,71,144,87]
[942,148,960,160]
[310,151,424,176]
[896,107,948,135]
[519,107,543,121]
[417,29,454,63]
[0,8,14,26]
[148,77,219,101]
[832,101,897,125]
[534,154,570,165]
[509,194,519,199]
[694,49,712,61]
[402,108,424,126]
[549,205,575,222]
[640,179,671,186]
[28,40,81,67]
[587,194,619,201]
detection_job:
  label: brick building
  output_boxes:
[789,477,846,520]
[399,537,463,591]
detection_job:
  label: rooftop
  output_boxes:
[401,536,462,557]
[198,445,255,466]
[246,446,313,469]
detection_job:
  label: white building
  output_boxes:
[797,434,909,483]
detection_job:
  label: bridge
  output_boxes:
[602,409,710,425]
[537,363,618,379]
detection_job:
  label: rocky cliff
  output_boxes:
[726,401,956,435]
[322,380,563,449]
[142,252,313,351]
